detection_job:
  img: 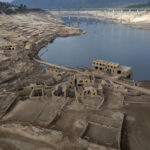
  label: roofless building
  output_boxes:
[92,59,131,78]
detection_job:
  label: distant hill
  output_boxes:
[12,0,149,9]
[0,2,42,14]
[0,2,27,14]
[127,1,150,8]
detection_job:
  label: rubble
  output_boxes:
[0,10,150,150]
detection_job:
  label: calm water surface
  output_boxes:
[39,17,150,81]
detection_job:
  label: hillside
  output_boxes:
[0,2,27,14]
[12,0,149,8]
[127,1,150,8]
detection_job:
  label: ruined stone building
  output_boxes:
[101,80,127,92]
[75,84,104,109]
[30,86,44,99]
[72,74,95,87]
[75,85,103,98]
[52,84,75,98]
[92,59,131,78]
[72,74,104,109]
[0,45,17,51]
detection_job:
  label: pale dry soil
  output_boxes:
[0,10,150,150]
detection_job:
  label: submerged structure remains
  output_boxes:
[0,10,150,150]
[72,74,105,109]
[92,59,131,78]
[0,44,17,51]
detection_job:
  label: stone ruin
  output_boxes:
[93,59,131,78]
[30,86,44,99]
[52,84,75,98]
[72,74,95,87]
[101,80,127,92]
[72,74,105,109]
[79,112,125,150]
[0,44,17,51]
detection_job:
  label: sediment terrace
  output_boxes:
[0,10,150,150]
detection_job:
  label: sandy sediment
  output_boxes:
[0,10,150,150]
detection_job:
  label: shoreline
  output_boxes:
[0,10,149,84]
[0,10,150,150]
[0,10,84,91]
[51,10,150,30]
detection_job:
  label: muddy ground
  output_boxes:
[0,10,150,150]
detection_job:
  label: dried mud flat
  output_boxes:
[0,10,150,150]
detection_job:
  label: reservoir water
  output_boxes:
[39,17,150,81]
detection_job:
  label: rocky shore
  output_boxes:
[0,10,150,150]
